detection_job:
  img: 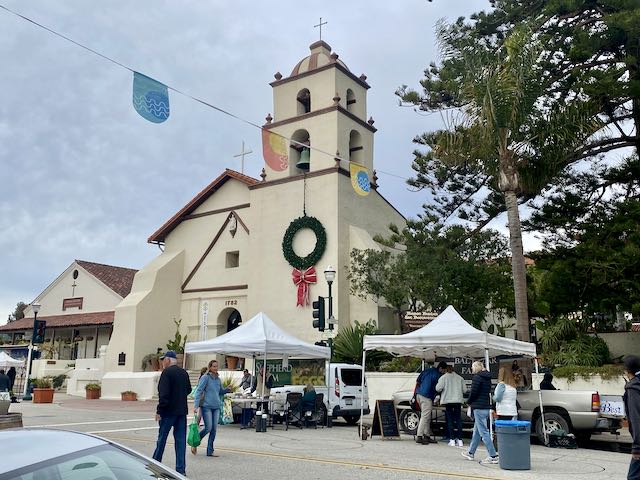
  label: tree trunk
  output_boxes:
[504,189,530,342]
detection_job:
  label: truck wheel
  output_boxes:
[399,410,420,435]
[342,415,360,425]
[535,412,570,443]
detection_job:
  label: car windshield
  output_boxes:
[340,369,362,386]
[6,444,180,480]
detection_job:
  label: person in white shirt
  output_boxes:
[435,364,467,447]
[494,366,518,420]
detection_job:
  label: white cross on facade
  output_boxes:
[314,17,327,41]
[233,140,252,174]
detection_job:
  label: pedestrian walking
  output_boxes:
[0,370,10,392]
[461,361,499,464]
[435,364,466,447]
[192,359,231,457]
[415,361,448,444]
[494,366,518,420]
[152,350,192,476]
[7,367,16,392]
[623,355,640,480]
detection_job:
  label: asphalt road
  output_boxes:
[8,396,634,480]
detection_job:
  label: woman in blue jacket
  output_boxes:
[192,359,231,457]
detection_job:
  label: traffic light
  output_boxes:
[312,296,325,332]
[33,320,46,344]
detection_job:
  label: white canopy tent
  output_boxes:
[0,351,23,369]
[184,312,331,399]
[360,306,545,442]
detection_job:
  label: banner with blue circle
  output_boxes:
[132,72,170,123]
[350,162,371,196]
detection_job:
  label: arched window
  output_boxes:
[349,130,363,164]
[291,129,311,171]
[346,89,356,113]
[297,88,311,114]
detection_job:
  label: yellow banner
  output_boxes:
[349,162,370,196]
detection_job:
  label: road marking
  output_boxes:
[30,418,155,428]
[88,426,159,434]
[102,434,506,480]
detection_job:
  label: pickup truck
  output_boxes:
[269,363,370,424]
[392,388,623,443]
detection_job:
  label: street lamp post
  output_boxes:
[22,301,41,400]
[323,265,336,329]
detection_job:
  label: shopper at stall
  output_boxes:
[436,364,466,447]
[415,361,448,445]
[494,367,518,420]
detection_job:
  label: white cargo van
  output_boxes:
[270,363,369,424]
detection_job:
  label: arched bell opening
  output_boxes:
[297,88,311,115]
[290,129,311,172]
[349,129,364,164]
[346,89,356,113]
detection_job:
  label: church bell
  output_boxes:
[296,147,310,171]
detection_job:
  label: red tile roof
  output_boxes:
[148,169,259,244]
[76,260,137,298]
[0,311,114,332]
[632,323,640,332]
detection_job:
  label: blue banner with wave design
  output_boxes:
[132,72,170,123]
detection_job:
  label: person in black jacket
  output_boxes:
[461,361,499,464]
[7,367,16,392]
[623,355,640,480]
[0,369,10,392]
[152,351,191,476]
[539,372,557,391]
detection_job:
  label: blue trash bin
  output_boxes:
[495,420,531,470]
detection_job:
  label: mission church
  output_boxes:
[102,40,406,387]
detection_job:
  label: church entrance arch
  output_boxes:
[216,308,242,370]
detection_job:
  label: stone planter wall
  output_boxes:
[531,373,625,395]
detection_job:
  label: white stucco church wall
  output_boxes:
[103,40,406,381]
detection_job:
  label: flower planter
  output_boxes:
[33,388,55,404]
[121,392,137,401]
[226,356,239,370]
[86,389,101,400]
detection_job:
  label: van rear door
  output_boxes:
[337,367,368,409]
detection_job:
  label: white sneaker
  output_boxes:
[461,451,474,461]
[481,455,499,464]
[456,439,464,448]
[448,439,456,447]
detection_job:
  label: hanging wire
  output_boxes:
[0,3,413,184]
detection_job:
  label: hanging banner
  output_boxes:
[349,162,371,196]
[132,72,170,123]
[261,129,288,171]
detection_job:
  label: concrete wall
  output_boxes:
[597,332,640,359]
[532,372,625,396]
[366,372,416,407]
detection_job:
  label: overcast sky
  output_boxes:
[1,0,518,323]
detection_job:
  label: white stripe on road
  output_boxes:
[87,426,159,434]
[31,418,155,428]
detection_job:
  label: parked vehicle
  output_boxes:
[392,388,623,443]
[0,428,186,479]
[270,363,369,424]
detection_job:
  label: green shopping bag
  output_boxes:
[187,415,201,448]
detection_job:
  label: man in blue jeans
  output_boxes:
[623,355,640,480]
[153,350,192,475]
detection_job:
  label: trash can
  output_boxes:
[255,411,266,432]
[495,420,531,470]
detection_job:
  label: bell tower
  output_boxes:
[263,41,376,180]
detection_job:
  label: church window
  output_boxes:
[225,251,239,268]
[297,88,311,114]
[346,89,356,112]
[349,129,364,164]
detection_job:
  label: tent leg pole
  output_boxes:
[485,349,493,441]
[535,357,547,445]
[360,350,367,439]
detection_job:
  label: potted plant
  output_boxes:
[85,383,101,400]
[121,390,137,401]
[226,356,239,370]
[33,377,55,404]
[0,391,10,415]
[166,319,187,366]
[141,353,161,372]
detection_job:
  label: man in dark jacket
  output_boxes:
[0,369,10,392]
[623,355,640,480]
[152,350,191,476]
[415,361,448,444]
[462,361,498,464]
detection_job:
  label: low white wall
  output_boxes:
[31,359,75,380]
[366,372,416,406]
[66,357,106,396]
[532,373,625,395]
[101,372,161,401]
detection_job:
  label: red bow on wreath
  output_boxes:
[291,267,317,307]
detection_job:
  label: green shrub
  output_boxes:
[85,383,101,391]
[377,356,422,372]
[33,377,53,389]
[553,364,623,382]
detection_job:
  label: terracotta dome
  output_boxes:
[290,40,349,77]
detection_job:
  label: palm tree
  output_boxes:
[425,26,602,341]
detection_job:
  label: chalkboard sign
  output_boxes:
[371,400,400,439]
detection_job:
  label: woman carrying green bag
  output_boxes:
[192,360,231,457]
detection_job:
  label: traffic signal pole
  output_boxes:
[22,307,39,400]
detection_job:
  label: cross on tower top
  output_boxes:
[314,17,327,41]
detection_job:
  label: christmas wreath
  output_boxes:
[282,216,326,270]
